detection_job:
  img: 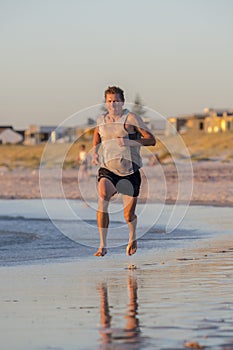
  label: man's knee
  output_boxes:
[98,196,110,212]
[124,212,137,223]
[99,191,111,201]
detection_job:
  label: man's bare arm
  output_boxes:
[118,113,156,147]
[134,126,156,146]
[92,127,101,164]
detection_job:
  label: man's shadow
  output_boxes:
[97,275,143,348]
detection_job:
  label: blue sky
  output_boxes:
[1,0,233,128]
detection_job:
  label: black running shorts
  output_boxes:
[97,167,141,197]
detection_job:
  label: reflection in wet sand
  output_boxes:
[97,275,142,349]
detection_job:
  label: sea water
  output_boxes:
[0,199,232,266]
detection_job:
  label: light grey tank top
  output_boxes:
[97,109,142,176]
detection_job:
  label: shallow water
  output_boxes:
[0,199,231,266]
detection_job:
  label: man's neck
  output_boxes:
[108,109,124,119]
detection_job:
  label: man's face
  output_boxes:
[105,93,124,115]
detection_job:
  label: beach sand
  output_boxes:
[0,231,233,350]
[1,160,233,206]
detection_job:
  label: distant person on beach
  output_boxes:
[92,86,156,256]
[77,144,91,181]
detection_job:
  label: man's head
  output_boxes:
[104,86,125,102]
[104,86,125,115]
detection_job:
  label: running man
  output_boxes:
[92,86,156,256]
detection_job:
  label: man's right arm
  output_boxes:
[92,127,101,165]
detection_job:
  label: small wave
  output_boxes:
[0,230,38,247]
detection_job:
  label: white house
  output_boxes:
[0,128,23,144]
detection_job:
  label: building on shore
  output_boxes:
[24,125,77,145]
[167,108,233,135]
[204,108,233,133]
[0,126,23,144]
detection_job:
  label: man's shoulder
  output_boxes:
[125,111,150,132]
[125,111,142,124]
[96,114,105,125]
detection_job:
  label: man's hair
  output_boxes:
[104,86,125,102]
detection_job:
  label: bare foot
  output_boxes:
[94,247,107,257]
[126,241,137,256]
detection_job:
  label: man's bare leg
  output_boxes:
[122,195,138,256]
[94,178,117,256]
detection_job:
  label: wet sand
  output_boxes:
[0,232,233,350]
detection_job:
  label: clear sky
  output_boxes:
[1,0,233,128]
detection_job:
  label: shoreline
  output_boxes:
[0,196,233,208]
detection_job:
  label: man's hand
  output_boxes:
[92,152,99,165]
[117,137,138,147]
[117,137,126,147]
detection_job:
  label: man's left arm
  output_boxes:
[118,113,156,147]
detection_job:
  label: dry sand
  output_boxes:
[1,160,232,206]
